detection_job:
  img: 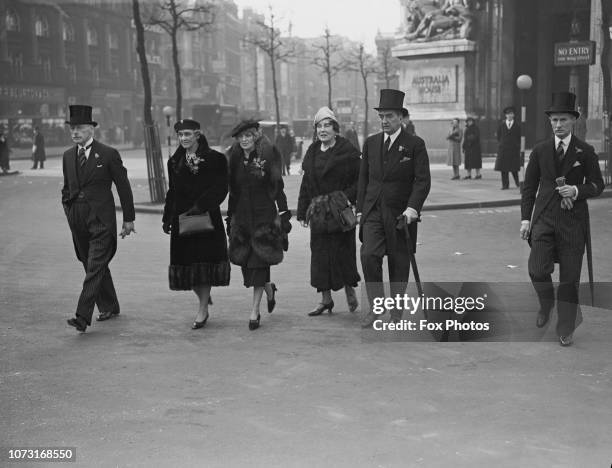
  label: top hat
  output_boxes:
[502,106,516,115]
[374,89,407,114]
[174,119,200,132]
[230,119,259,138]
[544,92,580,118]
[65,105,97,127]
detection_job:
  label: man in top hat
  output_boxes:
[62,105,135,332]
[520,92,604,347]
[495,105,521,189]
[357,89,431,327]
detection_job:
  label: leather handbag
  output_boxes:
[178,212,214,236]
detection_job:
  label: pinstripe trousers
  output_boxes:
[68,200,119,325]
[528,203,585,336]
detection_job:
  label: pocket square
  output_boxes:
[400,156,412,162]
[572,161,581,167]
[96,164,103,168]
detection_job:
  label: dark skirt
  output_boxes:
[310,228,360,292]
[241,266,270,288]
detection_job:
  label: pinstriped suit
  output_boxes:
[61,139,135,325]
[521,134,604,336]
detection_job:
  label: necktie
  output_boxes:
[78,145,91,167]
[556,141,564,162]
[383,137,391,163]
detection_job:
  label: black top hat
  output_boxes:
[374,89,407,113]
[230,119,260,138]
[174,119,200,132]
[544,92,580,118]
[65,105,97,127]
[502,106,516,115]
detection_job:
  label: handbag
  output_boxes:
[178,211,214,236]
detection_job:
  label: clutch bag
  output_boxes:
[178,212,214,236]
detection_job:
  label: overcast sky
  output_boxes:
[233,0,403,52]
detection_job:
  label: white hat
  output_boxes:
[313,106,338,126]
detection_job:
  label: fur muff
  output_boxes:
[252,221,284,265]
[228,223,251,266]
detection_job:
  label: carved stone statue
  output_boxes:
[401,0,477,41]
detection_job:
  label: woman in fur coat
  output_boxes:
[226,120,291,330]
[162,119,230,330]
[297,107,361,316]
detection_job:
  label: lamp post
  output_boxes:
[162,105,174,158]
[516,74,533,189]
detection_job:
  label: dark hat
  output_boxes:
[544,92,580,118]
[174,119,200,132]
[374,89,407,113]
[230,119,259,138]
[502,106,516,115]
[401,108,410,118]
[65,105,97,127]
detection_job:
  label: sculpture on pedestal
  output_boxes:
[401,0,478,41]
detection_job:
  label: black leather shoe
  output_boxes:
[346,293,359,313]
[536,309,551,328]
[67,317,87,332]
[96,310,119,322]
[192,315,208,330]
[451,175,460,180]
[474,175,482,179]
[462,175,472,180]
[266,283,277,313]
[308,300,334,316]
[559,334,573,347]
[249,313,261,330]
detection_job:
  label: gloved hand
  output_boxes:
[224,216,232,237]
[280,210,292,233]
[163,222,171,234]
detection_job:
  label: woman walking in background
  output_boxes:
[162,119,230,330]
[462,117,482,179]
[226,120,291,331]
[446,118,462,180]
[297,107,361,316]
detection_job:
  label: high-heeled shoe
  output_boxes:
[308,300,334,316]
[266,283,277,313]
[192,314,209,330]
[249,313,261,330]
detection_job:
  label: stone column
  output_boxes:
[55,10,66,68]
[103,23,111,74]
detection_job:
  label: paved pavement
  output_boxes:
[1,160,612,467]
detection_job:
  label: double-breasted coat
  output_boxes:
[494,120,521,172]
[297,136,361,291]
[33,132,46,162]
[446,125,462,166]
[462,124,482,169]
[162,135,230,290]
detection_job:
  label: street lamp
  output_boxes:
[516,74,532,188]
[162,105,174,158]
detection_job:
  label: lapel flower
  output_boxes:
[94,153,100,159]
[575,147,583,154]
[398,145,405,152]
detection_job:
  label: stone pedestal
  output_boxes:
[393,39,477,152]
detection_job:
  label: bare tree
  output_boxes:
[378,42,398,89]
[345,43,377,140]
[149,0,215,120]
[244,8,295,133]
[311,27,345,109]
[133,0,165,202]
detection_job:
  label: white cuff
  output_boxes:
[571,185,578,200]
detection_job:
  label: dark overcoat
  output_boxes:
[357,128,431,253]
[162,135,230,290]
[227,136,288,268]
[297,136,361,291]
[462,124,482,169]
[33,132,46,161]
[494,120,521,172]
[61,139,135,242]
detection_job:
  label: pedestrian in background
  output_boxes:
[62,105,135,333]
[31,126,46,169]
[357,89,431,327]
[297,107,361,317]
[446,118,462,180]
[276,124,295,176]
[0,127,10,174]
[574,105,587,141]
[227,120,291,331]
[495,106,521,189]
[520,92,604,347]
[162,119,230,330]
[401,109,416,136]
[344,121,360,150]
[462,117,482,179]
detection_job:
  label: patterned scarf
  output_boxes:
[185,150,204,174]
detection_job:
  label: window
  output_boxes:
[9,52,23,79]
[41,56,52,81]
[35,15,49,37]
[109,31,119,49]
[67,61,77,83]
[5,8,20,32]
[63,21,75,42]
[87,26,98,46]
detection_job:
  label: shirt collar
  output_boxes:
[79,138,94,150]
[384,127,402,146]
[554,134,572,151]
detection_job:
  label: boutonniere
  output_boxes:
[575,147,583,154]
[94,153,100,159]
[398,145,406,153]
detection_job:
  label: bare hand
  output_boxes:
[560,197,574,210]
[520,221,530,240]
[162,223,171,234]
[556,185,576,198]
[120,221,135,239]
